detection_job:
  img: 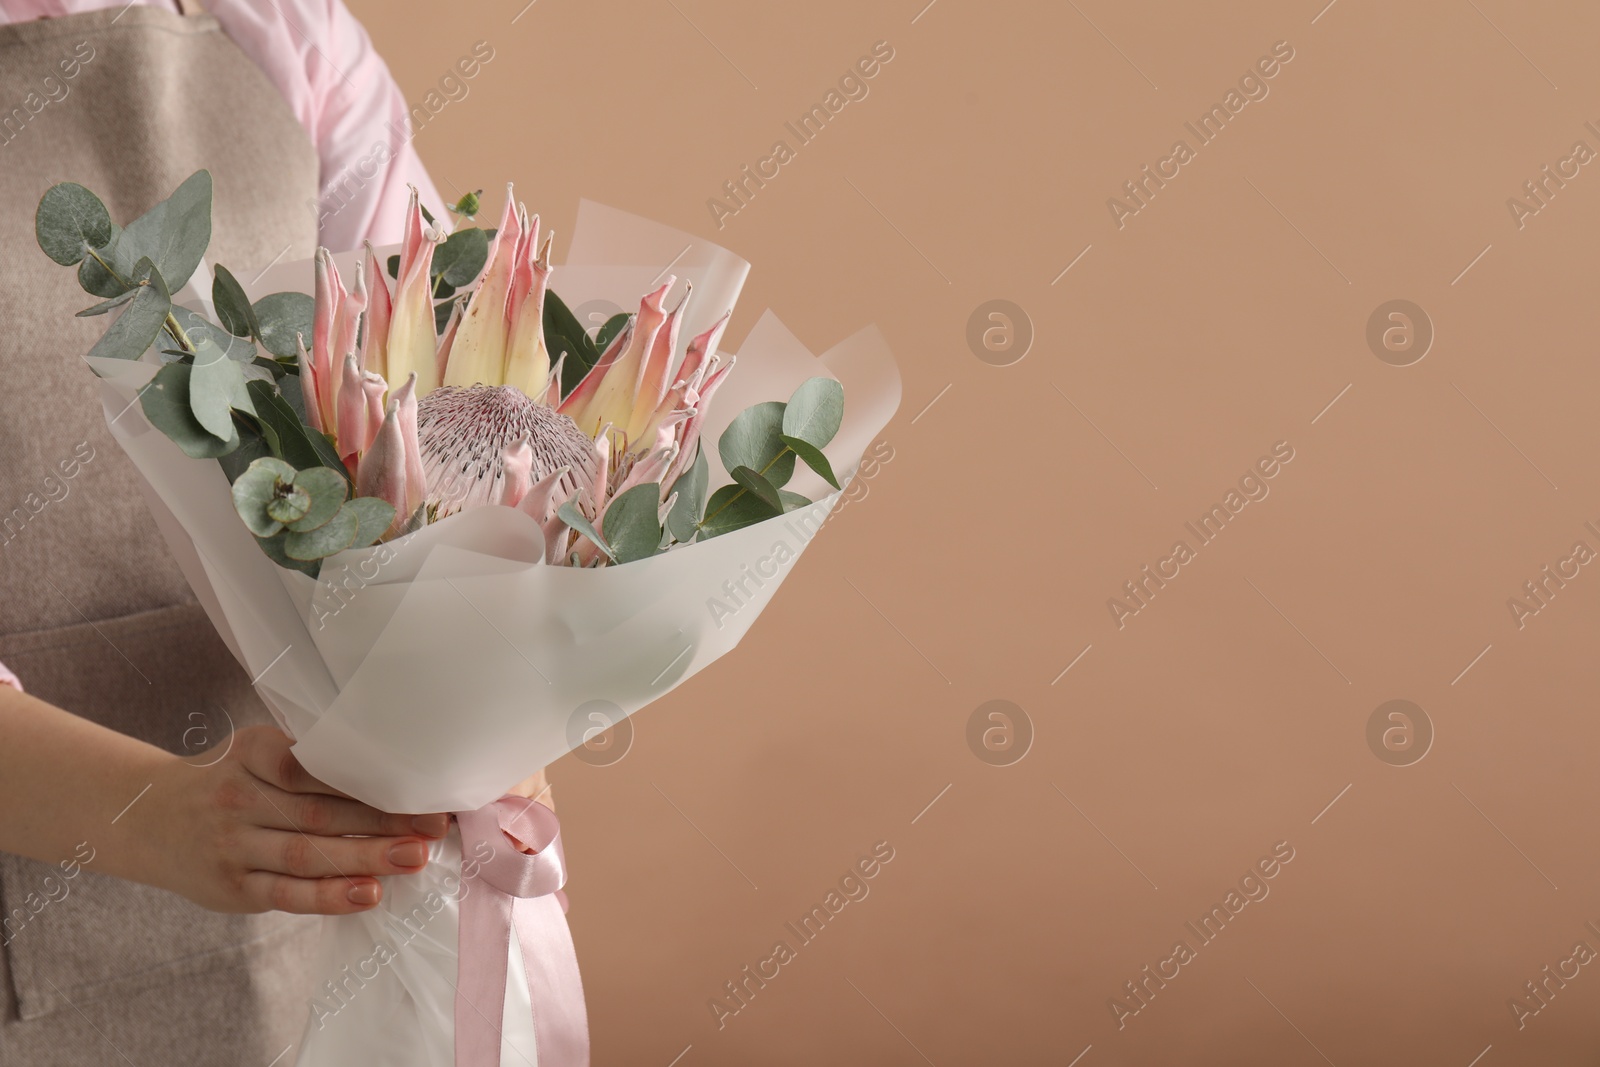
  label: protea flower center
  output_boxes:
[417,384,596,516]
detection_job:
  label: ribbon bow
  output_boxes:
[454,796,589,1066]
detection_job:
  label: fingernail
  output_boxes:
[347,882,380,906]
[412,814,450,838]
[389,841,428,868]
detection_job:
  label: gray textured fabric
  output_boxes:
[0,6,326,1062]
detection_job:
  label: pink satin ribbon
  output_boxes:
[453,796,589,1067]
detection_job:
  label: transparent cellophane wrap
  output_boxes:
[86,201,900,1066]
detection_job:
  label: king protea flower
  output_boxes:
[298,186,734,565]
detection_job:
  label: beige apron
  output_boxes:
[0,6,325,1062]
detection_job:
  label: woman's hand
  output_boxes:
[122,726,449,915]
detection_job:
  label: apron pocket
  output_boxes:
[0,602,311,1019]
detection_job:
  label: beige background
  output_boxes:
[349,0,1600,1063]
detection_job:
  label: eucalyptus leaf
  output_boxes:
[189,353,243,440]
[782,376,844,448]
[86,271,170,362]
[697,482,780,538]
[217,419,276,485]
[212,264,261,339]
[779,489,813,512]
[284,504,360,560]
[246,379,350,482]
[254,532,320,577]
[253,291,315,358]
[231,457,296,537]
[729,465,782,511]
[665,447,708,542]
[141,362,237,458]
[434,227,489,287]
[174,306,255,363]
[779,434,840,490]
[594,312,630,352]
[557,500,615,561]
[100,170,213,294]
[345,497,397,548]
[719,401,796,487]
[544,289,599,396]
[77,223,125,297]
[75,289,135,318]
[36,182,113,266]
[602,483,665,564]
[286,466,348,532]
[266,485,311,525]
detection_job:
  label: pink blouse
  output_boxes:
[0,0,444,250]
[0,0,444,692]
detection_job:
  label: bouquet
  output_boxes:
[36,174,899,1066]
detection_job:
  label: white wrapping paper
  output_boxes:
[86,202,900,1065]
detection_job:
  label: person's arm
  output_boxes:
[0,684,446,914]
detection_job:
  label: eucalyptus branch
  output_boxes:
[84,245,194,354]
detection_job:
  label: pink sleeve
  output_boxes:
[207,0,446,251]
[0,661,22,693]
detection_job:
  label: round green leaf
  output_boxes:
[602,483,665,564]
[118,169,212,292]
[231,457,296,536]
[141,362,238,458]
[781,376,844,449]
[253,291,315,358]
[36,183,113,266]
[189,351,243,440]
[285,466,348,532]
[719,401,796,487]
[265,485,311,525]
[345,497,397,548]
[434,227,490,288]
[284,503,360,560]
[254,532,319,577]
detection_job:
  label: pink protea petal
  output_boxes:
[678,309,731,394]
[312,249,343,430]
[504,231,553,402]
[362,241,393,383]
[565,280,672,441]
[435,299,463,385]
[613,437,680,502]
[340,263,367,372]
[336,355,366,464]
[628,284,687,445]
[496,437,533,508]
[507,211,538,317]
[557,319,630,425]
[517,464,571,526]
[444,187,522,388]
[542,349,567,408]
[360,372,387,454]
[588,426,613,516]
[541,511,571,567]
[389,189,442,396]
[665,354,735,487]
[392,373,425,520]
[357,401,409,539]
